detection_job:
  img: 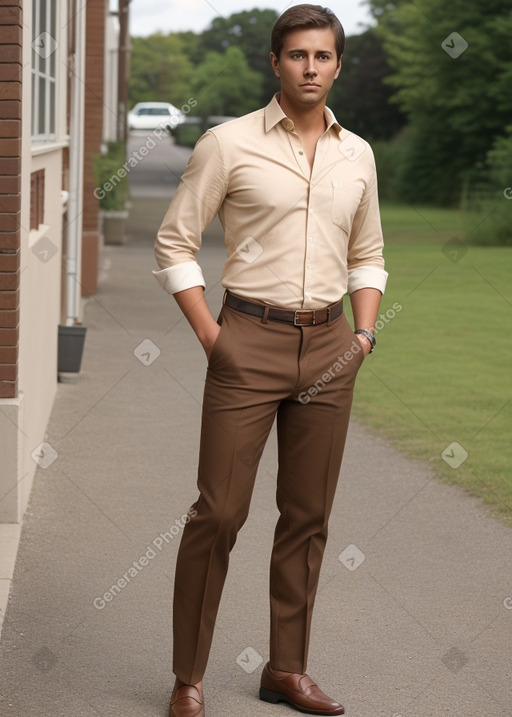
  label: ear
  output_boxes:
[334,58,342,80]
[269,52,280,78]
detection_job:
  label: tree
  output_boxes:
[199,9,280,105]
[368,0,512,204]
[173,31,202,65]
[366,0,409,19]
[327,29,406,141]
[129,34,194,108]
[190,46,263,119]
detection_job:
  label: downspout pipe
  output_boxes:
[65,0,86,325]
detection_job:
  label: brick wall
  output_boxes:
[0,0,22,399]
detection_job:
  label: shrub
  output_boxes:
[92,141,129,211]
[462,128,512,246]
[372,133,408,202]
[174,124,203,148]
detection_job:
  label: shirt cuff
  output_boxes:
[347,266,388,295]
[153,262,206,295]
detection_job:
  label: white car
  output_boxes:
[127,102,186,131]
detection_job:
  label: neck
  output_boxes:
[277,92,327,135]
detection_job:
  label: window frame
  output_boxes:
[31,0,58,142]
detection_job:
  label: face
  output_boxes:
[270,27,341,109]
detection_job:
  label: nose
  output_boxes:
[304,56,318,77]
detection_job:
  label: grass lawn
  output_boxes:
[347,202,512,522]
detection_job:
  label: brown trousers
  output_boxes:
[173,300,364,684]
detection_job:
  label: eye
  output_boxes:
[291,53,304,60]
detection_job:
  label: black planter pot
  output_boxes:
[58,325,87,377]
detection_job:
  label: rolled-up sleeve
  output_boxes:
[346,154,388,295]
[153,131,228,295]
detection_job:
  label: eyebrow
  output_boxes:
[287,49,334,55]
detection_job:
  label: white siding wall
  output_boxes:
[0,0,69,522]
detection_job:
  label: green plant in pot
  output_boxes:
[93,141,129,245]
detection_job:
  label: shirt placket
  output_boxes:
[303,187,316,308]
[285,125,328,309]
[303,134,328,309]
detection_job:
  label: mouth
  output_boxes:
[301,83,320,88]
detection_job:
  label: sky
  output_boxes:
[128,0,374,38]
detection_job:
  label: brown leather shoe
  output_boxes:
[169,683,205,717]
[260,663,344,715]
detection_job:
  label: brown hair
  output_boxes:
[271,4,345,61]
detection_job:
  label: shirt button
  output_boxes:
[298,151,304,155]
[283,119,294,131]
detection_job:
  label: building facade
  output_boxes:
[0,0,116,524]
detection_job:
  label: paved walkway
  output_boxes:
[1,139,511,717]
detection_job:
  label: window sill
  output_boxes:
[28,224,50,249]
[31,138,70,156]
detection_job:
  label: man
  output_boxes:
[153,5,387,716]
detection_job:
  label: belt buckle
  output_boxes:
[294,309,315,326]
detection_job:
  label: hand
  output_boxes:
[202,323,222,362]
[355,332,372,357]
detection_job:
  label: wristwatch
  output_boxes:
[354,329,376,353]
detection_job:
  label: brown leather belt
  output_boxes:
[224,291,343,327]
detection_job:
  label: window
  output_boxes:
[139,108,171,116]
[30,170,45,230]
[31,0,57,141]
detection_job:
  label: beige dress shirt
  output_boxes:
[154,94,388,309]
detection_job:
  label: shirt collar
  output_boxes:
[264,93,342,137]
